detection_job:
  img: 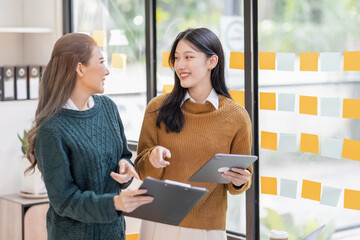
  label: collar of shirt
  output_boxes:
[63,96,94,110]
[180,88,219,110]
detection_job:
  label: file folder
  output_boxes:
[0,67,3,101]
[15,66,28,100]
[28,66,40,99]
[3,66,15,100]
[123,177,208,226]
[189,154,258,183]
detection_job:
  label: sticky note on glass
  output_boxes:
[320,52,341,72]
[320,97,341,117]
[277,53,295,71]
[92,30,106,47]
[259,52,276,70]
[321,138,343,159]
[300,52,319,71]
[261,176,277,195]
[343,99,360,119]
[343,51,360,71]
[278,133,297,152]
[111,53,127,69]
[229,52,244,69]
[280,178,297,199]
[299,95,318,115]
[300,133,319,154]
[278,93,295,112]
[261,131,278,151]
[162,84,174,94]
[342,138,360,161]
[344,189,360,210]
[320,186,342,207]
[260,92,276,110]
[162,52,171,68]
[229,90,245,107]
[301,179,321,201]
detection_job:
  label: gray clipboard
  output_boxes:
[188,154,258,183]
[123,177,208,226]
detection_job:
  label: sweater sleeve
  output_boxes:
[35,126,120,224]
[225,108,254,195]
[134,97,165,180]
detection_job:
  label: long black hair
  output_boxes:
[156,27,231,132]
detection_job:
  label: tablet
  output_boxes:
[188,154,258,183]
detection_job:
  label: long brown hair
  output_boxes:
[26,33,97,173]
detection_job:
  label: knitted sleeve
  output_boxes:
[35,126,120,224]
[225,106,254,195]
[134,96,165,180]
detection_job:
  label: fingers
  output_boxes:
[222,169,251,187]
[111,171,132,184]
[149,146,171,168]
[114,189,154,213]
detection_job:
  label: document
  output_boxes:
[302,225,325,240]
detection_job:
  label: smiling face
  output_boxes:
[174,40,213,92]
[77,46,109,95]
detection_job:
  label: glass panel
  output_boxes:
[258,1,360,239]
[72,0,146,141]
[156,0,246,234]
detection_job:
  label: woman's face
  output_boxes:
[78,46,109,95]
[174,40,212,91]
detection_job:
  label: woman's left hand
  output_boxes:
[110,159,140,184]
[221,168,251,187]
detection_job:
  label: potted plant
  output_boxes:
[18,130,47,197]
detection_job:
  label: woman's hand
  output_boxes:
[110,159,140,184]
[221,168,251,187]
[114,189,154,213]
[149,146,171,168]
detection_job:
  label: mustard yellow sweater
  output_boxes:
[134,94,253,230]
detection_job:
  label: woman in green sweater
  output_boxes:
[135,28,253,240]
[26,33,153,240]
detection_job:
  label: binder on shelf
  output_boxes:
[3,66,15,101]
[15,66,28,100]
[0,68,4,101]
[28,66,40,99]
[123,177,208,226]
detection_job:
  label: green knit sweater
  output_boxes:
[135,94,253,230]
[35,95,132,240]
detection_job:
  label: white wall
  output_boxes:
[0,0,62,195]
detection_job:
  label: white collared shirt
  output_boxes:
[63,96,94,110]
[181,88,219,110]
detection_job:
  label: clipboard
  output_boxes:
[123,177,208,226]
[188,154,258,183]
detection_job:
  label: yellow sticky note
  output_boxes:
[300,133,319,154]
[229,52,244,69]
[92,30,106,47]
[229,90,245,107]
[299,95,318,115]
[301,180,321,201]
[343,99,360,119]
[260,92,276,110]
[344,189,360,210]
[259,52,276,70]
[111,53,126,69]
[342,138,360,162]
[162,52,171,68]
[162,84,174,94]
[344,51,360,71]
[300,52,319,71]
[126,233,139,240]
[261,131,278,151]
[261,176,277,195]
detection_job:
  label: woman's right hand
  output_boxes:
[149,146,171,168]
[114,189,153,213]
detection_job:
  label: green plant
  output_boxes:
[17,130,28,155]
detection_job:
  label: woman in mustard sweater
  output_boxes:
[26,33,153,239]
[135,27,253,240]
